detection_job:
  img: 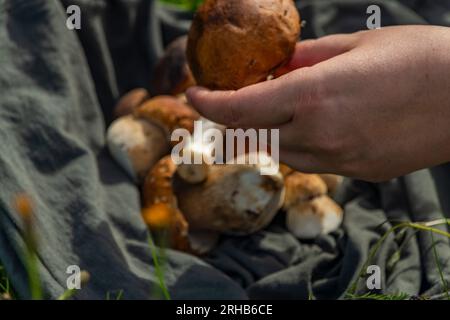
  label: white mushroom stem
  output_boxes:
[176,141,211,184]
[106,115,170,181]
[176,118,225,184]
[286,195,343,239]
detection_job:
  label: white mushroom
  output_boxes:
[107,95,200,182]
[176,117,225,184]
[106,115,169,181]
[286,195,343,239]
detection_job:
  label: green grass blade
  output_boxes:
[148,234,171,300]
[430,231,450,300]
[346,219,450,298]
[57,289,77,300]
[24,244,43,300]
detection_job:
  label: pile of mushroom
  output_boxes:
[106,0,345,255]
[108,95,285,254]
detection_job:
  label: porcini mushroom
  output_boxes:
[107,96,199,181]
[142,156,222,255]
[150,36,196,96]
[176,142,211,184]
[281,164,344,239]
[283,172,328,208]
[174,163,285,235]
[141,152,284,253]
[113,88,149,119]
[176,117,226,184]
[286,195,343,239]
[134,96,200,140]
[187,0,301,90]
[106,115,170,181]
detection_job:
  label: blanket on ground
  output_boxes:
[0,0,449,299]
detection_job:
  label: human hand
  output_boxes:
[186,26,450,182]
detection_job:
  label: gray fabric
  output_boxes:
[0,0,449,300]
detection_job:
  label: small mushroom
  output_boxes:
[176,142,210,184]
[283,172,328,208]
[150,36,196,96]
[176,117,226,184]
[281,164,344,239]
[107,96,200,181]
[106,115,170,181]
[113,88,149,119]
[286,195,343,239]
[134,96,200,140]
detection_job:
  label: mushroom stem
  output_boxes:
[176,118,225,184]
[281,165,344,239]
[142,156,190,251]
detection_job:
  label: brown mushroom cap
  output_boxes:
[113,88,149,119]
[286,195,343,239]
[134,96,200,138]
[151,36,196,96]
[283,172,328,208]
[187,0,301,90]
[106,115,170,181]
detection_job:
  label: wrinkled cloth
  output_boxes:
[0,0,449,299]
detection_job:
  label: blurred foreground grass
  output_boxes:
[159,0,203,11]
[0,263,13,300]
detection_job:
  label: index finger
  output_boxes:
[186,70,312,128]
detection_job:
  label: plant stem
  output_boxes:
[430,231,450,300]
[57,289,77,300]
[346,219,450,298]
[148,234,171,300]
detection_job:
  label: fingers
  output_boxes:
[275,33,358,77]
[187,33,359,128]
[279,149,326,174]
[187,72,307,128]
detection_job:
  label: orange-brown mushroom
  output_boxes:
[142,156,191,252]
[187,0,301,90]
[134,96,200,139]
[150,36,196,96]
[281,166,344,239]
[107,96,200,181]
[113,88,149,119]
